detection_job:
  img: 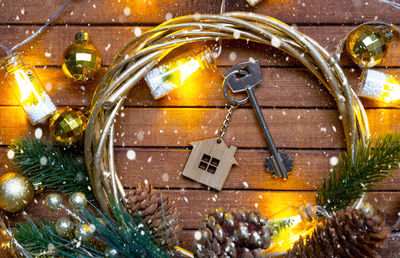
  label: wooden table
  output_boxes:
[1,0,400,256]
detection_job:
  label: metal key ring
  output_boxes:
[222,69,249,105]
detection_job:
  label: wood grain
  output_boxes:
[1,0,400,256]
[2,67,399,108]
[1,0,400,25]
[7,190,399,230]
[1,147,399,191]
[1,107,399,148]
[2,26,400,67]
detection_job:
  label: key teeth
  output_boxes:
[265,152,294,178]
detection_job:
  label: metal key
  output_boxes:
[222,60,294,179]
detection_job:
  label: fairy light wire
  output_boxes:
[0,0,71,56]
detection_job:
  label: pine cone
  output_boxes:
[288,207,391,258]
[193,208,272,257]
[125,183,182,249]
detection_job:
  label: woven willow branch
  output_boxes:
[84,12,369,213]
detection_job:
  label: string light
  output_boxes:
[358,69,400,104]
[263,205,322,255]
[1,55,56,124]
[145,47,217,99]
[0,0,71,125]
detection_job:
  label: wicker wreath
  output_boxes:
[84,12,369,215]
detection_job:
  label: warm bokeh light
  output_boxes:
[1,55,56,124]
[358,69,400,104]
[264,206,320,254]
[145,48,216,99]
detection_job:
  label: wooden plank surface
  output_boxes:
[1,0,400,24]
[2,25,400,67]
[1,0,400,256]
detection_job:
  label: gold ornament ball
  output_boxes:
[49,107,87,146]
[69,192,87,210]
[0,173,34,212]
[346,25,392,68]
[360,202,374,215]
[45,193,63,211]
[75,223,96,242]
[55,217,73,237]
[62,31,102,81]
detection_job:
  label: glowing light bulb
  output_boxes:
[1,55,56,124]
[145,47,217,99]
[358,69,400,104]
[263,205,320,255]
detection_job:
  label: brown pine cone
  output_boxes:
[288,207,391,258]
[125,183,182,249]
[193,208,272,257]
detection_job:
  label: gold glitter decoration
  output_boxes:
[0,173,34,212]
[62,31,102,81]
[346,25,392,68]
[49,107,87,146]
[55,217,73,237]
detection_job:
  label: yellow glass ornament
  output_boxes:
[0,173,34,212]
[346,25,392,68]
[62,31,102,81]
[49,107,87,146]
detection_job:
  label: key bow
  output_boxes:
[224,60,263,93]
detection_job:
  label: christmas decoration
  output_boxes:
[55,217,73,238]
[316,133,400,212]
[0,172,34,212]
[49,107,88,146]
[288,207,391,257]
[265,204,322,254]
[12,198,168,257]
[69,192,88,210]
[74,223,96,242]
[357,69,400,104]
[247,0,264,6]
[223,60,294,178]
[345,24,392,68]
[85,13,368,217]
[145,47,217,99]
[44,193,63,211]
[182,137,238,191]
[62,31,103,82]
[193,208,272,257]
[125,183,182,249]
[10,137,94,199]
[0,55,56,124]
[0,0,71,125]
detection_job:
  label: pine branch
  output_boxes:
[10,137,94,200]
[81,200,168,258]
[13,219,102,257]
[267,218,294,237]
[13,199,168,257]
[316,132,400,211]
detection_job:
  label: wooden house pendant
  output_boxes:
[182,137,238,191]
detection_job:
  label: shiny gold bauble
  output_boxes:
[69,192,87,210]
[55,217,73,237]
[346,25,392,68]
[360,202,374,215]
[45,193,63,211]
[49,107,87,146]
[74,223,96,242]
[0,173,34,212]
[62,31,102,81]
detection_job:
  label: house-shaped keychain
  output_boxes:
[182,137,238,191]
